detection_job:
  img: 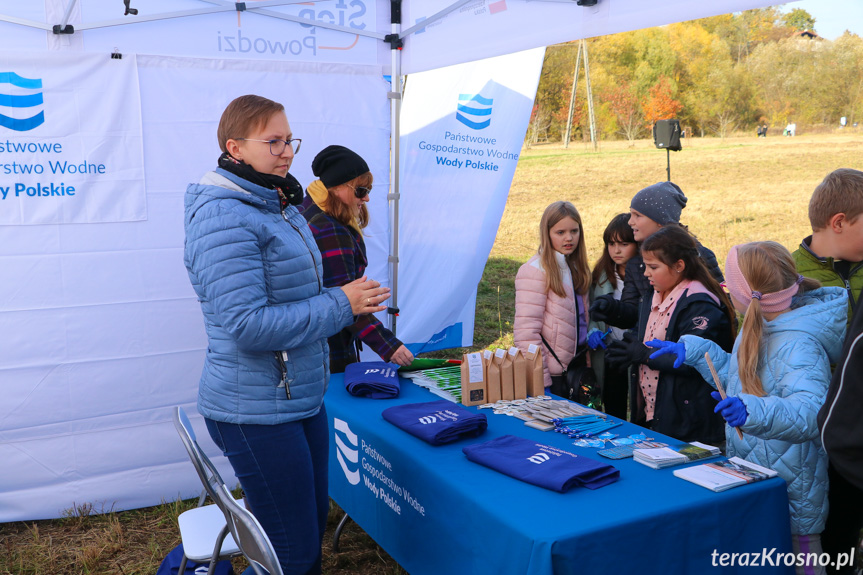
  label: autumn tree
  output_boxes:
[782,8,816,32]
[642,76,683,128]
[602,81,643,142]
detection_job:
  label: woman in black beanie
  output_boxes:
[299,145,414,372]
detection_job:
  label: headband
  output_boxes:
[725,245,802,313]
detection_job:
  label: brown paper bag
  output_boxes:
[524,344,545,397]
[460,351,487,406]
[498,348,514,401]
[484,349,501,404]
[508,347,527,400]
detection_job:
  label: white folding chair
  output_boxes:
[172,406,245,575]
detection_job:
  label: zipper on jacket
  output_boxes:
[275,351,291,399]
[282,209,322,292]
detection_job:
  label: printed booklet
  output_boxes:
[633,441,721,469]
[672,457,779,492]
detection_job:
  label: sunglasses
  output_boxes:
[349,184,372,199]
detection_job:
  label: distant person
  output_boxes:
[299,145,414,373]
[587,213,637,419]
[514,201,591,393]
[795,168,863,574]
[589,181,724,331]
[649,242,846,574]
[183,94,390,575]
[603,225,735,443]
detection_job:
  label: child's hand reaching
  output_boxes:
[711,392,748,427]
[645,339,686,368]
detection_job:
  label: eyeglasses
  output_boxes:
[348,184,372,199]
[235,138,302,156]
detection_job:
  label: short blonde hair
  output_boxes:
[808,168,863,231]
[217,95,284,153]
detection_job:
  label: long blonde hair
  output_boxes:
[735,242,821,396]
[537,201,590,297]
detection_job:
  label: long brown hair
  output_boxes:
[641,225,737,336]
[537,201,590,297]
[734,242,821,396]
[323,171,372,231]
[591,213,636,290]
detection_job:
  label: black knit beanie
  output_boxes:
[311,145,369,188]
[630,181,688,225]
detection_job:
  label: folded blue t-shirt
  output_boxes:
[462,434,620,492]
[344,362,400,399]
[381,399,488,445]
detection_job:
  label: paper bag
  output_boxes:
[484,349,501,404]
[508,346,527,400]
[524,344,545,397]
[498,348,514,401]
[460,352,487,406]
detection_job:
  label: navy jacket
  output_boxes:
[629,286,733,444]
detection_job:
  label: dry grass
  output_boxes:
[0,131,859,574]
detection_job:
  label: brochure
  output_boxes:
[633,441,721,469]
[672,457,779,492]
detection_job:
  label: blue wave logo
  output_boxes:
[456,93,492,130]
[0,72,45,132]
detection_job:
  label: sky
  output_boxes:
[787,0,863,40]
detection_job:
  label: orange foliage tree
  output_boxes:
[642,76,684,128]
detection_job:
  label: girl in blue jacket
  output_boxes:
[184,95,389,575]
[650,242,847,574]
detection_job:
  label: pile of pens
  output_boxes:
[552,415,622,439]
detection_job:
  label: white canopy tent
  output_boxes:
[0,0,782,521]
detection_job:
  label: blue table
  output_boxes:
[326,375,793,574]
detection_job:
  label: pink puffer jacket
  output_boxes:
[514,253,587,389]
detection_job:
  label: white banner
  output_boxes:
[0,54,390,521]
[0,51,145,225]
[80,0,381,66]
[396,47,544,354]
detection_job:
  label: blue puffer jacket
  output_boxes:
[184,169,354,425]
[681,287,847,535]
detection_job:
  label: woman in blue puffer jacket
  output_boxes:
[184,95,390,575]
[649,241,846,575]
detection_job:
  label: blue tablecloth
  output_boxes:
[326,375,793,575]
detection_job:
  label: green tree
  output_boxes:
[782,8,816,32]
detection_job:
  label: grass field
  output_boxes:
[1,131,859,575]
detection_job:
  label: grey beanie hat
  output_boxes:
[630,182,688,225]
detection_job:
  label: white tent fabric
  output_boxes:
[0,0,786,521]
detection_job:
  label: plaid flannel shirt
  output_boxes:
[300,196,402,370]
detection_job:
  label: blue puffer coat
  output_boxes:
[184,169,354,425]
[680,287,847,535]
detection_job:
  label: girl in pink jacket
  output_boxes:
[514,201,591,391]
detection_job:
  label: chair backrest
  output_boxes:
[172,406,229,504]
[215,482,284,575]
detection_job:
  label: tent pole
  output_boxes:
[386,0,403,336]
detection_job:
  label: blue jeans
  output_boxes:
[205,406,329,575]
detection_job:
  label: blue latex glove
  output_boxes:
[711,391,748,427]
[587,329,609,350]
[645,339,686,368]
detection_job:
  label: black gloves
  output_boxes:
[605,332,652,368]
[589,294,617,324]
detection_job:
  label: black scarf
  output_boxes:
[218,152,303,208]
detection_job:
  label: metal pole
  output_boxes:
[582,39,597,151]
[563,42,582,149]
[666,148,671,181]
[387,0,403,336]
